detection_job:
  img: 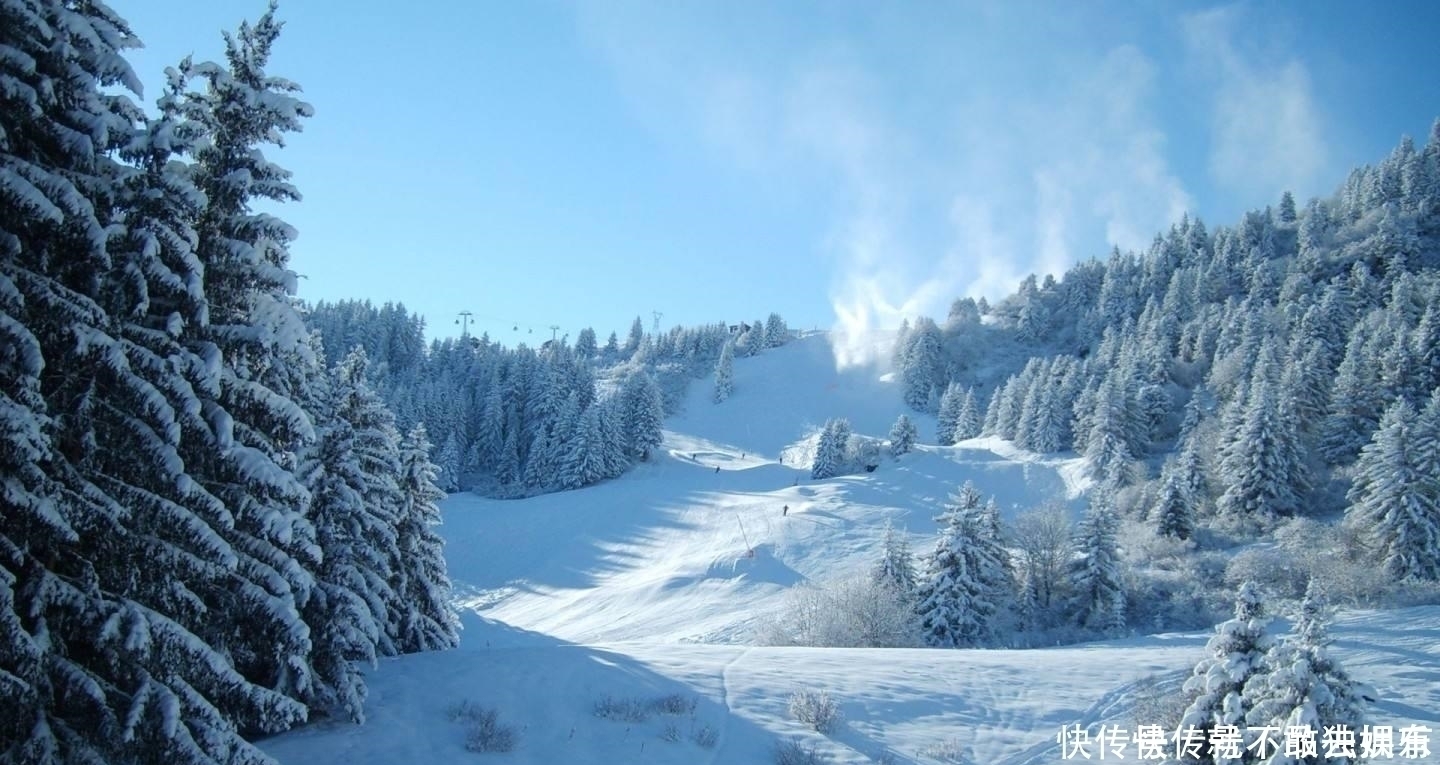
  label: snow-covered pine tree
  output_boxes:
[714,341,735,403]
[596,398,631,479]
[624,316,644,357]
[764,312,788,348]
[1084,375,1138,488]
[297,351,379,723]
[173,4,328,717]
[1216,364,1307,521]
[329,348,406,657]
[574,326,598,359]
[1346,400,1440,581]
[901,318,942,411]
[872,520,917,595]
[811,418,851,479]
[558,404,609,489]
[954,386,982,441]
[392,424,461,654]
[433,430,463,491]
[1413,303,1440,397]
[1068,501,1125,632]
[889,413,918,456]
[621,370,664,461]
[744,318,766,356]
[914,484,1010,647]
[1023,376,1068,454]
[1319,329,1386,465]
[1152,452,1198,541]
[1245,583,1367,764]
[473,382,505,473]
[2,2,319,759]
[935,382,964,446]
[1179,582,1275,764]
[525,389,576,490]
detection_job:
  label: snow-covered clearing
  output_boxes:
[263,334,1440,764]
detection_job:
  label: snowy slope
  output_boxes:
[262,607,1440,765]
[262,333,1440,764]
[443,333,1090,644]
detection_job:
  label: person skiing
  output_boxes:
[715,465,720,474]
[783,505,789,516]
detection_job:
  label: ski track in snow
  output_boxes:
[262,333,1440,765]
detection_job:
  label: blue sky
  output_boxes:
[116,1,1440,345]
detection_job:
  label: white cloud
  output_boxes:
[573,4,1195,372]
[1182,5,1328,200]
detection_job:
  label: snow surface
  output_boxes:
[263,333,1440,764]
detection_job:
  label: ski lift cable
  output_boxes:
[457,311,563,337]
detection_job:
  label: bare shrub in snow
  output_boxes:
[759,576,920,648]
[775,738,829,765]
[659,722,681,742]
[916,737,969,763]
[1275,517,1440,608]
[788,689,843,733]
[1010,502,1073,630]
[691,723,719,749]
[594,695,650,722]
[649,693,697,716]
[447,700,517,753]
[1224,546,1309,600]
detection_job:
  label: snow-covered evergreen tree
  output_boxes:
[1084,375,1138,488]
[1,2,322,758]
[901,318,943,411]
[935,382,964,446]
[1346,400,1440,581]
[298,354,379,723]
[1245,583,1367,764]
[392,424,461,654]
[621,370,664,461]
[811,418,851,479]
[329,348,405,657]
[889,413,918,456]
[1152,451,1199,541]
[872,520,917,595]
[914,483,1010,647]
[574,326,598,359]
[559,404,609,489]
[714,341,735,403]
[764,312,789,347]
[1179,582,1275,763]
[954,387,982,441]
[596,398,631,479]
[624,315,644,357]
[433,430,464,491]
[1068,501,1125,632]
[174,5,326,715]
[1319,329,1386,465]
[1216,367,1307,520]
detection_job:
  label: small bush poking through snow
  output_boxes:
[594,694,651,722]
[650,693,698,716]
[447,700,517,753]
[775,738,829,765]
[788,689,843,733]
[692,723,719,749]
[916,737,969,763]
[593,693,699,722]
[659,722,681,742]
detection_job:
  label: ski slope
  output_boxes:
[263,333,1440,764]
